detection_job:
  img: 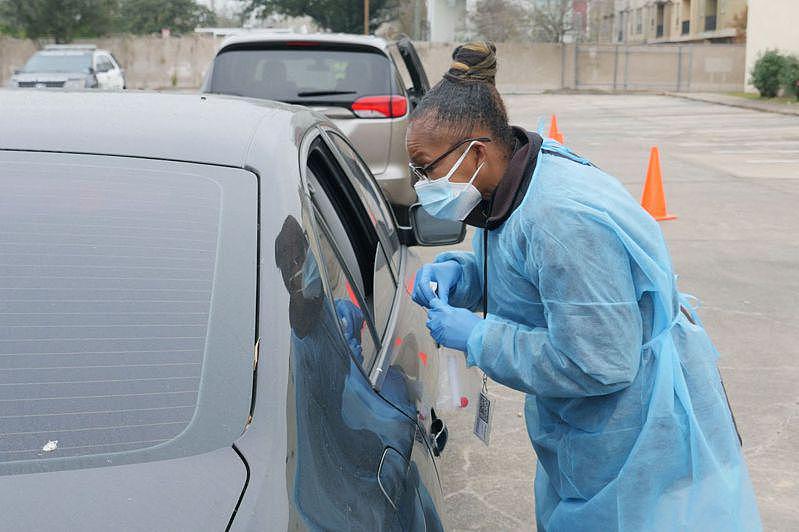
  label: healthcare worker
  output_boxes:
[408,42,761,531]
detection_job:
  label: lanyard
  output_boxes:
[480,195,495,392]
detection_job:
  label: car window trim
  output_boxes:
[369,245,407,390]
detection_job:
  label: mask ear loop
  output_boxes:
[468,161,485,186]
[439,140,480,183]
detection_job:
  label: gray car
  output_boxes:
[201,33,430,225]
[0,90,463,531]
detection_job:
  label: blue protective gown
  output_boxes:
[437,140,761,531]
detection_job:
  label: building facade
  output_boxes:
[588,0,747,44]
[745,0,799,92]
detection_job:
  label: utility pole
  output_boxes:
[364,0,370,35]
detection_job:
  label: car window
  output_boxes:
[0,154,256,475]
[22,52,92,73]
[96,54,114,72]
[210,45,403,105]
[311,210,380,370]
[306,138,396,352]
[326,131,401,274]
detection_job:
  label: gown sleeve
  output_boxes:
[465,209,643,398]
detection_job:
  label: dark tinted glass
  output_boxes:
[0,154,257,471]
[210,48,398,103]
[313,217,379,369]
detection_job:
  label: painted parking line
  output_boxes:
[744,159,799,164]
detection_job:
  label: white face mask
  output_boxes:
[413,141,485,221]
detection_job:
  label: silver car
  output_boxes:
[202,33,430,224]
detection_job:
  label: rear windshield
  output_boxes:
[0,153,257,475]
[23,52,93,73]
[209,46,402,104]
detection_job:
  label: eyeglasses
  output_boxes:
[409,136,492,183]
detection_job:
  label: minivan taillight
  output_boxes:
[351,95,408,119]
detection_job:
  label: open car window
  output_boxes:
[305,137,397,371]
[325,130,401,274]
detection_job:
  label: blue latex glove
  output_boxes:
[335,299,364,364]
[426,298,481,352]
[413,260,462,309]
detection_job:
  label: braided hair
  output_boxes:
[410,41,515,155]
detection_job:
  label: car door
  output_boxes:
[286,131,444,530]
[93,53,116,90]
[395,38,430,109]
[320,129,446,505]
[108,53,125,89]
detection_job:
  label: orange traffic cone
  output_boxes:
[641,147,676,221]
[548,115,565,144]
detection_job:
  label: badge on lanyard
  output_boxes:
[473,374,492,446]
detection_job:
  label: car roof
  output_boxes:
[218,32,389,53]
[0,90,316,167]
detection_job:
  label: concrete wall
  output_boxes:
[412,41,566,93]
[574,43,745,91]
[745,0,799,92]
[0,37,37,85]
[0,34,745,93]
[0,35,222,89]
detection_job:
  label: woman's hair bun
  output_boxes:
[444,41,497,85]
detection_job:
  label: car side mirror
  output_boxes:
[400,203,465,247]
[13,69,21,75]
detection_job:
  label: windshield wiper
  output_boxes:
[296,90,357,98]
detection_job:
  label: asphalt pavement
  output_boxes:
[416,94,799,531]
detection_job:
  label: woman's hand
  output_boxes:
[426,298,481,352]
[412,260,463,308]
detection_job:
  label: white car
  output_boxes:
[8,45,125,90]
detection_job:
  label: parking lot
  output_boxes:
[419,94,799,531]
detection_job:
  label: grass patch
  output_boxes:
[727,92,798,105]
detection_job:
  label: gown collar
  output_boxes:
[463,127,543,230]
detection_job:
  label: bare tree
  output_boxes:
[531,0,573,43]
[473,0,530,43]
